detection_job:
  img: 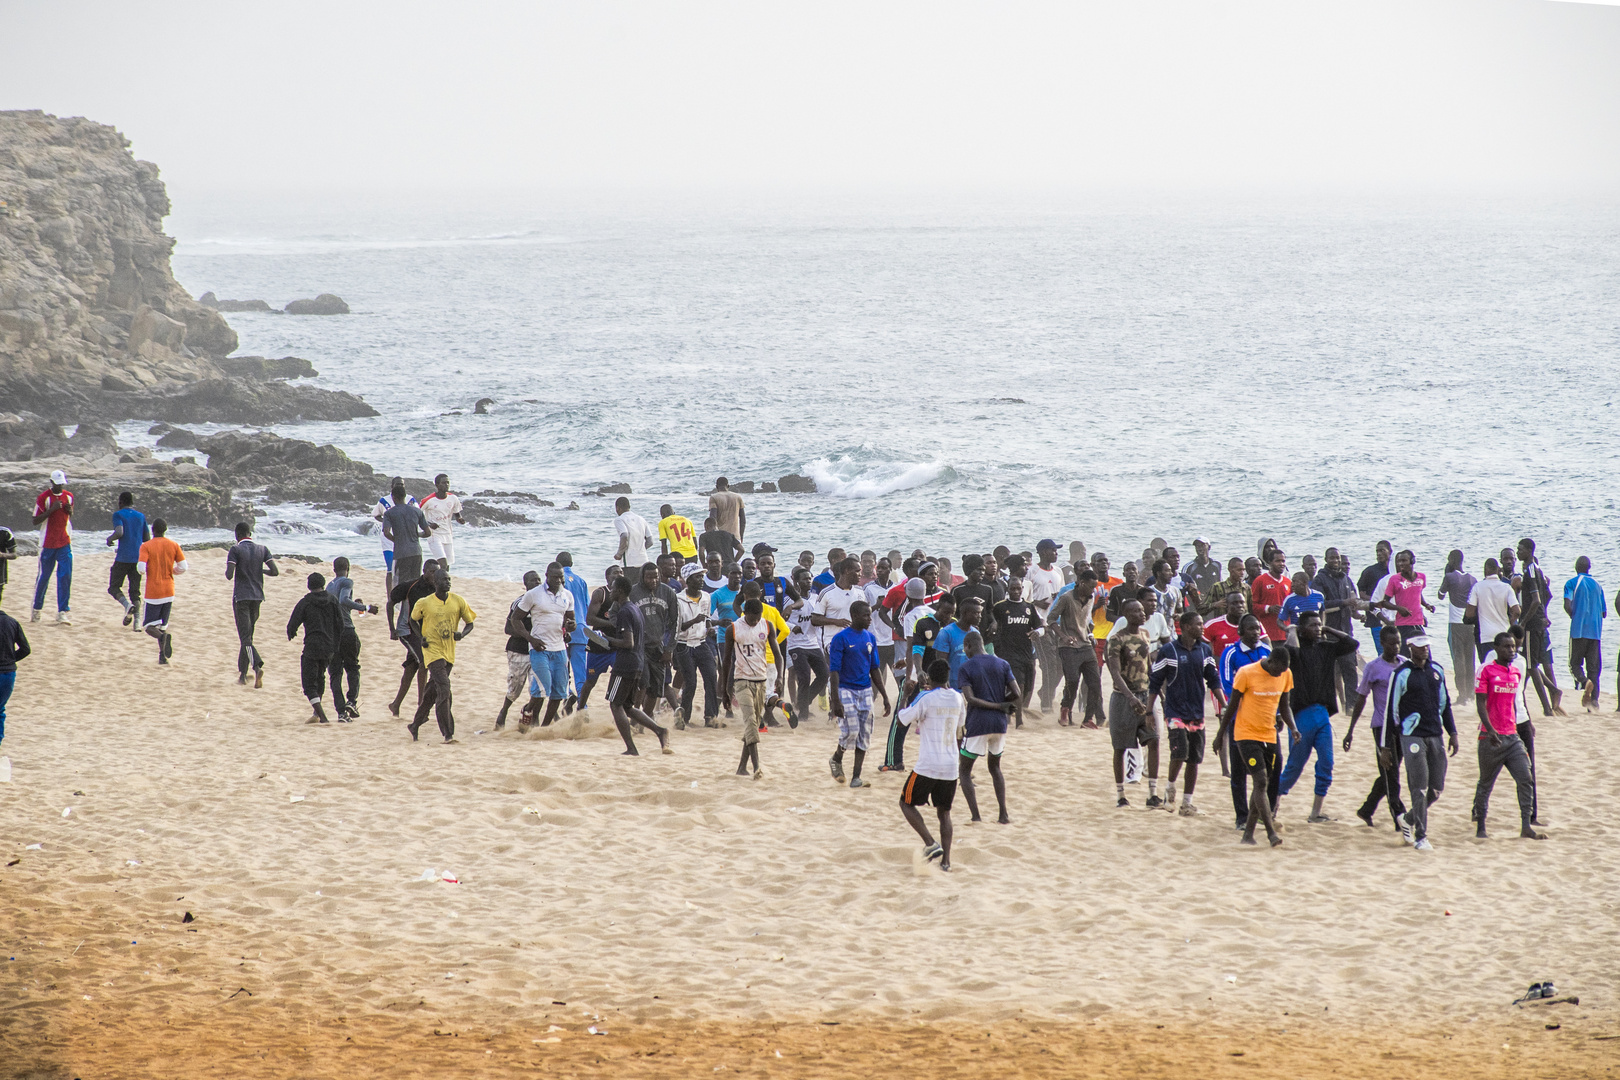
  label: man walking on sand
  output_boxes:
[956,630,1018,825]
[613,497,655,575]
[0,602,29,752]
[137,520,187,666]
[1563,556,1605,710]
[1107,598,1160,808]
[897,658,964,871]
[727,598,782,779]
[1517,538,1565,717]
[1222,647,1299,847]
[226,522,279,687]
[1278,611,1359,822]
[287,571,342,724]
[828,600,891,790]
[1473,632,1547,841]
[1148,609,1225,817]
[1382,635,1459,851]
[1342,623,1407,830]
[381,480,432,638]
[104,491,149,629]
[708,478,746,542]
[31,470,74,624]
[408,566,477,744]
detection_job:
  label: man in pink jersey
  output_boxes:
[1472,631,1546,840]
[1377,549,1435,650]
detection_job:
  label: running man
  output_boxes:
[31,470,74,624]
[897,658,964,871]
[596,574,671,756]
[956,630,1018,824]
[137,520,186,665]
[408,566,477,744]
[104,491,149,629]
[371,477,414,600]
[326,556,376,719]
[1279,611,1359,822]
[225,522,278,686]
[420,473,465,568]
[727,598,782,778]
[557,551,593,712]
[520,562,577,728]
[1381,635,1458,851]
[1221,647,1298,847]
[1473,632,1547,841]
[1343,622,1407,830]
[388,559,440,718]
[497,570,542,730]
[0,602,28,750]
[828,600,891,789]
[1147,609,1225,817]
[381,480,431,638]
[287,571,341,723]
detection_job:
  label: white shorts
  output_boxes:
[427,534,454,567]
[961,731,1005,758]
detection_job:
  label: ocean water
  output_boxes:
[157,190,1620,656]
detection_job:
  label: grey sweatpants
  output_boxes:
[1402,734,1448,841]
[1472,734,1534,825]
[1448,622,1476,702]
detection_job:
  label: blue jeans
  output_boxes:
[529,648,570,700]
[33,544,72,611]
[1280,703,1335,798]
[0,669,13,742]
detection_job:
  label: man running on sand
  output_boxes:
[226,522,278,686]
[726,598,782,779]
[105,491,149,629]
[287,571,341,723]
[897,658,964,871]
[326,556,376,719]
[408,566,477,744]
[137,520,186,665]
[388,559,440,719]
[498,571,542,730]
[956,630,1018,824]
[595,575,671,756]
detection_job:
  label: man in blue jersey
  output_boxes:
[936,598,979,689]
[827,600,891,789]
[104,491,150,629]
[1217,614,1273,829]
[557,551,593,712]
[957,631,1019,824]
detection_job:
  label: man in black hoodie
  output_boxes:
[288,572,343,724]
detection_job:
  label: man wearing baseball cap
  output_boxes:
[1181,538,1221,612]
[31,470,75,624]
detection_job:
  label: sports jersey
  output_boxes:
[709,586,739,644]
[372,493,417,553]
[828,627,879,690]
[863,580,896,646]
[1025,564,1063,605]
[731,616,772,681]
[1278,589,1326,629]
[1250,572,1292,644]
[958,652,1015,737]
[34,488,73,548]
[1218,639,1272,696]
[1475,660,1521,736]
[657,514,698,559]
[517,583,574,651]
[898,687,966,781]
[813,584,863,651]
[1379,572,1428,628]
[137,537,186,601]
[411,592,477,666]
[992,598,1041,662]
[1148,638,1220,722]
[420,491,463,539]
[110,507,149,563]
[1231,662,1293,743]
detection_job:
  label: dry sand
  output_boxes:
[2,550,1617,1077]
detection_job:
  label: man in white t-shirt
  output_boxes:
[613,497,654,572]
[1465,558,1521,662]
[420,474,466,568]
[1027,539,1066,712]
[812,557,863,652]
[896,657,965,872]
[863,556,899,694]
[518,561,577,727]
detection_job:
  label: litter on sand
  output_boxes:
[289,796,306,803]
[62,807,72,817]
[0,757,11,782]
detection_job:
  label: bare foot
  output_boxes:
[1520,826,1547,840]
[1269,833,1284,847]
[621,749,639,756]
[997,814,1011,825]
[1240,835,1257,846]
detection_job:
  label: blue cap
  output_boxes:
[1036,538,1058,552]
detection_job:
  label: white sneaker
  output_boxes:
[1413,838,1434,852]
[55,611,72,625]
[1398,812,1415,846]
[30,608,41,623]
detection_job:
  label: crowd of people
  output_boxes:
[3,469,1612,870]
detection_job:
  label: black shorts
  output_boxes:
[1235,739,1279,777]
[901,771,957,811]
[142,600,172,628]
[876,644,896,667]
[1168,725,1205,764]
[1524,625,1553,666]
[607,670,642,708]
[645,648,672,687]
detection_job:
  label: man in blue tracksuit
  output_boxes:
[557,550,593,710]
[1281,611,1360,822]
[1218,614,1272,828]
[1382,635,1458,851]
[1147,609,1226,816]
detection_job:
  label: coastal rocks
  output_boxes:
[198,292,276,313]
[730,480,756,494]
[103,377,378,425]
[284,294,349,315]
[777,474,817,493]
[0,450,241,529]
[595,482,632,495]
[155,427,198,449]
[458,499,532,527]
[198,429,380,505]
[474,397,495,415]
[215,355,318,381]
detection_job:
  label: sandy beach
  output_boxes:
[2,550,1617,1077]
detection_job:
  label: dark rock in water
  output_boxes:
[71,418,120,451]
[471,490,553,506]
[777,473,817,493]
[216,355,318,381]
[200,429,380,505]
[474,397,495,415]
[199,291,219,308]
[155,427,198,449]
[565,501,580,511]
[101,377,378,424]
[284,293,350,315]
[731,480,755,494]
[596,482,632,495]
[215,299,276,313]
[459,499,532,527]
[760,482,778,493]
[148,422,174,436]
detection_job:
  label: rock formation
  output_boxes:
[0,111,374,424]
[284,294,349,315]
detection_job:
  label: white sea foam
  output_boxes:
[804,458,952,499]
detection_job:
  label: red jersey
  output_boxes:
[1202,616,1244,658]
[34,488,73,548]
[1251,572,1291,644]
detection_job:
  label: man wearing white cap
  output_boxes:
[31,470,75,624]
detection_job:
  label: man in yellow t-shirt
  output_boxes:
[657,504,699,565]
[1222,648,1300,847]
[409,567,477,744]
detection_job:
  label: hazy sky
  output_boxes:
[3,1,1618,193]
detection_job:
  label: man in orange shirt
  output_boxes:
[1220,647,1299,847]
[1250,549,1293,647]
[137,519,188,665]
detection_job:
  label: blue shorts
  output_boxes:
[383,550,395,570]
[529,648,570,700]
[587,651,615,676]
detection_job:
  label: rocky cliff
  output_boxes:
[0,110,374,423]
